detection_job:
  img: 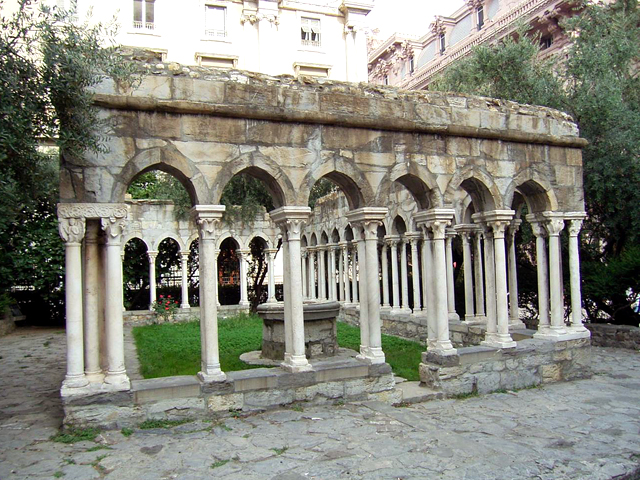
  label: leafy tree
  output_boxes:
[432,0,640,324]
[0,0,137,321]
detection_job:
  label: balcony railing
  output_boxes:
[205,29,227,38]
[301,39,321,48]
[133,21,155,30]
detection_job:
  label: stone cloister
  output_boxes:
[57,68,590,419]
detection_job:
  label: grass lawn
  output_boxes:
[133,313,424,381]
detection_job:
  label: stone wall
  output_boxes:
[420,338,591,396]
[586,323,640,350]
[61,360,399,429]
[123,305,249,326]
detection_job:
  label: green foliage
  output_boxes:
[120,427,133,437]
[127,171,192,218]
[152,295,180,323]
[433,0,640,324]
[50,426,100,444]
[138,418,193,429]
[220,174,274,225]
[308,178,338,209]
[211,460,230,469]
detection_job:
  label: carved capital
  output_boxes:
[528,221,547,239]
[148,251,158,262]
[197,217,220,241]
[545,218,565,237]
[58,217,86,244]
[362,219,381,241]
[101,216,127,245]
[427,220,449,240]
[237,249,250,260]
[283,218,306,241]
[240,12,258,25]
[490,220,510,239]
[567,219,583,237]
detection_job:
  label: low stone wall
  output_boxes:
[339,306,429,343]
[123,305,250,326]
[586,323,640,350]
[420,338,591,396]
[62,359,399,429]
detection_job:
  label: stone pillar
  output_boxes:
[342,243,351,304]
[353,226,369,355]
[347,207,388,364]
[238,249,250,307]
[58,215,89,389]
[486,212,517,348]
[281,237,292,363]
[445,228,459,321]
[180,251,190,309]
[507,220,523,327]
[387,236,401,312]
[338,242,347,303]
[400,238,410,312]
[147,251,158,310]
[308,247,317,300]
[83,221,102,382]
[528,217,551,337]
[380,241,390,310]
[455,226,475,323]
[328,244,337,301]
[473,229,486,319]
[193,205,226,382]
[421,230,436,346]
[318,246,326,300]
[416,209,456,355]
[301,248,308,300]
[407,233,422,313]
[271,207,312,372]
[546,214,567,335]
[266,248,277,303]
[566,214,588,335]
[482,224,498,344]
[351,243,359,304]
[101,214,130,387]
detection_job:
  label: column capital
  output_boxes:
[445,227,457,239]
[101,216,127,245]
[147,250,159,261]
[489,220,510,239]
[180,251,190,260]
[301,248,308,257]
[338,241,348,249]
[192,205,225,241]
[270,206,311,241]
[454,223,476,242]
[405,231,421,246]
[327,242,339,251]
[58,217,86,245]
[237,249,251,259]
[565,212,586,237]
[316,244,328,251]
[415,208,455,240]
[306,246,316,253]
[346,207,388,225]
[384,234,400,247]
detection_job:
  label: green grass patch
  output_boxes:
[51,427,100,444]
[451,391,480,400]
[53,471,64,478]
[133,313,264,378]
[272,446,288,455]
[120,427,133,437]
[138,418,193,429]
[133,314,425,381]
[85,445,112,452]
[211,459,229,469]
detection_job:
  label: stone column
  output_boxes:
[180,251,190,309]
[266,248,277,303]
[482,224,498,343]
[507,219,523,327]
[328,244,337,301]
[400,238,410,312]
[546,214,567,335]
[58,215,89,389]
[318,246,326,300]
[308,247,317,300]
[193,205,226,382]
[339,242,347,303]
[83,221,102,382]
[301,248,308,300]
[101,214,130,387]
[380,241,390,310]
[353,226,369,355]
[473,229,486,319]
[271,207,312,372]
[351,243,359,304]
[455,226,475,323]
[528,216,551,338]
[342,243,351,304]
[347,207,388,364]
[566,215,588,334]
[147,250,158,310]
[281,237,292,363]
[407,233,422,313]
[238,249,250,307]
[445,228,459,321]
[388,236,401,312]
[487,212,517,348]
[421,230,436,346]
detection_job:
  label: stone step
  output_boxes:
[395,381,444,405]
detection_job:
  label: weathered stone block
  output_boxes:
[229,369,279,392]
[145,398,206,418]
[133,376,200,404]
[242,388,294,409]
[541,364,562,383]
[294,381,344,401]
[207,393,244,413]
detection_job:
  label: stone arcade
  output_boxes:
[57,67,590,425]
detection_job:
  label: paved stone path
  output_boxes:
[1,327,639,480]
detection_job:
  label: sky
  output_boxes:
[367,0,466,38]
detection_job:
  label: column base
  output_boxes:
[534,329,590,341]
[85,371,105,383]
[356,346,386,364]
[180,304,191,309]
[63,374,89,389]
[412,308,422,315]
[508,319,527,330]
[239,301,250,307]
[198,370,227,383]
[463,315,484,325]
[448,312,460,322]
[481,333,517,349]
[281,355,312,373]
[104,371,131,388]
[568,324,590,334]
[428,342,457,356]
[381,305,392,312]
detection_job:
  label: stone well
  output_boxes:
[257,301,340,360]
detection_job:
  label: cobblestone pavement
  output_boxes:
[1,327,639,480]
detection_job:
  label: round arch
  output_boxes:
[377,163,442,209]
[216,233,242,250]
[152,233,186,252]
[504,169,559,214]
[444,166,502,211]
[247,232,272,248]
[122,233,151,252]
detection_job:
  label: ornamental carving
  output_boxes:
[58,203,128,220]
[466,0,484,9]
[368,40,413,80]
[258,13,280,26]
[490,220,510,239]
[59,217,86,244]
[362,220,381,240]
[529,221,547,239]
[545,218,565,237]
[568,219,583,237]
[431,17,446,36]
[101,216,127,244]
[240,12,258,25]
[197,217,220,241]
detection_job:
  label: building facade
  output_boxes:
[368,0,577,89]
[51,0,373,81]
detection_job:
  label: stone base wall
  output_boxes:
[586,323,640,350]
[420,338,591,396]
[339,306,430,343]
[262,318,338,360]
[61,360,399,429]
[123,305,250,326]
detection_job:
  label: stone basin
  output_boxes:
[256,301,340,360]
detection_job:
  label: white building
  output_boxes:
[53,0,373,81]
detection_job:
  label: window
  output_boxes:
[301,17,321,47]
[196,54,237,69]
[477,6,484,30]
[205,5,226,38]
[384,75,389,85]
[409,57,414,74]
[439,33,446,54]
[133,0,155,30]
[540,36,553,50]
